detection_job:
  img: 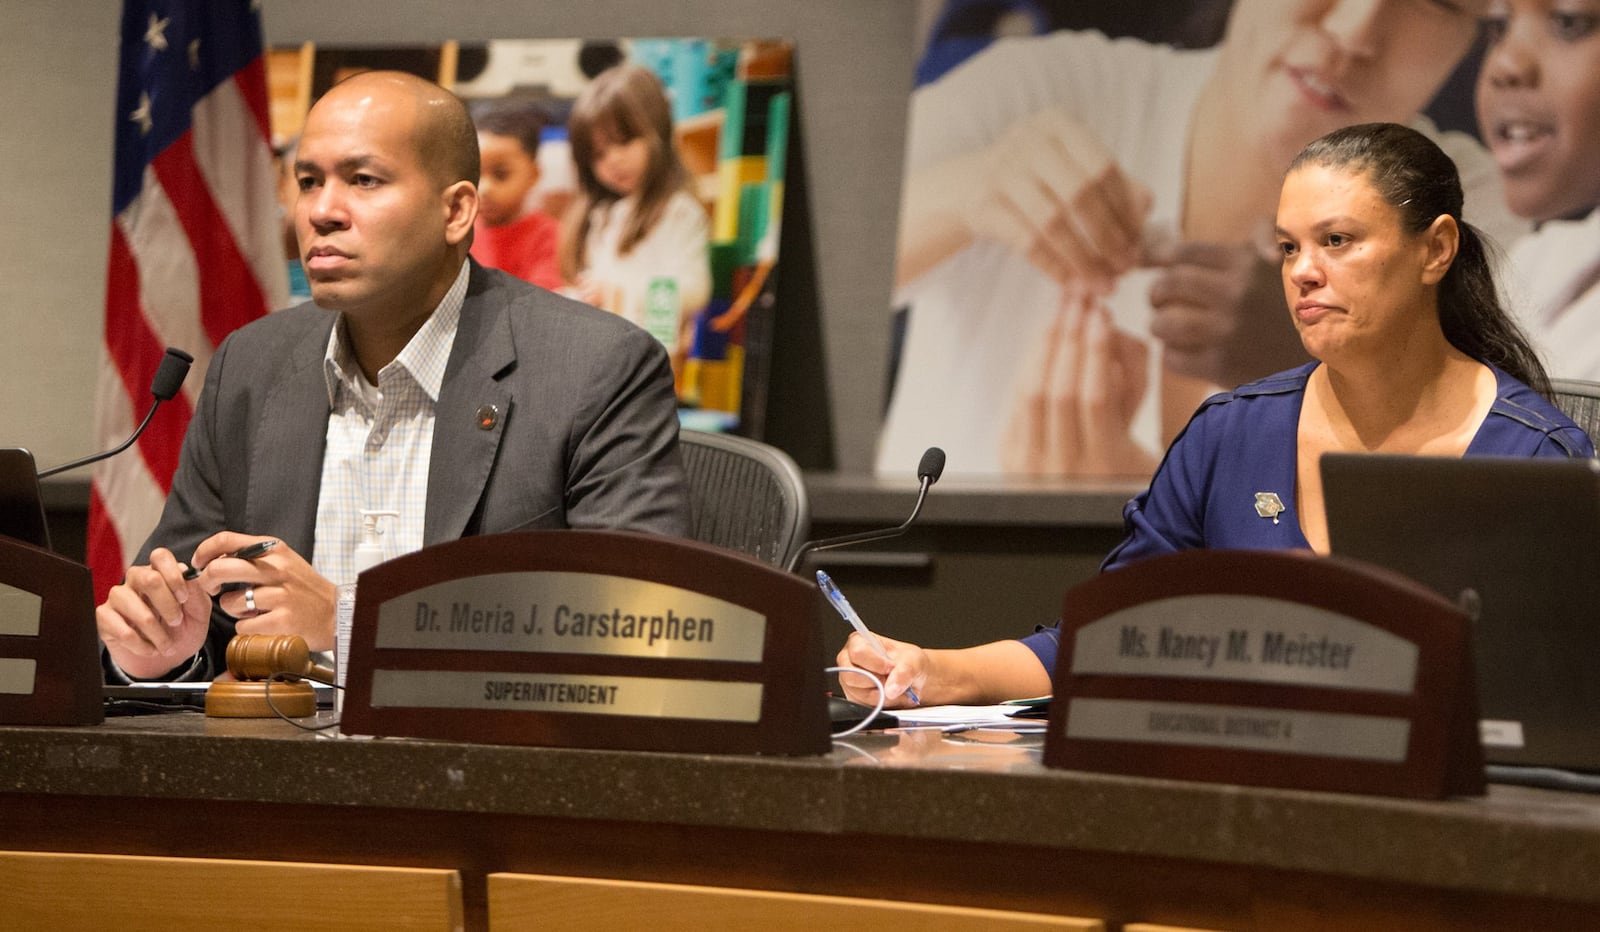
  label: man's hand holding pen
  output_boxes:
[181,537,277,581]
[97,544,220,679]
[189,532,337,653]
[96,531,338,681]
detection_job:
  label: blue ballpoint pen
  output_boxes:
[816,569,921,705]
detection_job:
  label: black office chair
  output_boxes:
[1550,378,1600,453]
[677,429,809,569]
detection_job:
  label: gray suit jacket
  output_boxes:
[126,260,689,679]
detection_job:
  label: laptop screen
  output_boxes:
[0,448,51,551]
[1321,452,1600,772]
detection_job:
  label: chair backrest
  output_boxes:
[678,429,809,569]
[1549,378,1600,452]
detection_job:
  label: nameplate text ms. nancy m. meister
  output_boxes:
[1070,594,1420,694]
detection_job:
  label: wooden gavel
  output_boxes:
[204,634,331,719]
[226,633,335,684]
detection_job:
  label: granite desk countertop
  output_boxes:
[3,715,1598,906]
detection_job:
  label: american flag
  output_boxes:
[90,0,286,601]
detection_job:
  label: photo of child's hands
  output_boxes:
[1146,236,1305,387]
[967,106,1152,294]
[1001,292,1156,477]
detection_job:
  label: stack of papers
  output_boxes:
[890,704,1046,733]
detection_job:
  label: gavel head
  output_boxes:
[209,633,323,719]
[226,633,313,681]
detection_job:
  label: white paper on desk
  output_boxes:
[891,704,1035,728]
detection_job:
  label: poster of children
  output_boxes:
[880,0,1599,479]
[266,37,794,435]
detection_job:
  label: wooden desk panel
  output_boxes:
[0,850,462,931]
[488,873,1104,930]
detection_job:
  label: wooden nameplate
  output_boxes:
[0,534,102,726]
[1044,549,1484,798]
[339,530,831,755]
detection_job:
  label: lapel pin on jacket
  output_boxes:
[1254,491,1285,525]
[475,403,500,431]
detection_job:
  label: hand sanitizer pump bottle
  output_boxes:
[335,509,399,716]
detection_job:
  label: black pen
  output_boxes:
[181,539,279,580]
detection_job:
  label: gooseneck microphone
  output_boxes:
[38,347,193,479]
[785,447,946,573]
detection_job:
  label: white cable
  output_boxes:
[830,740,882,763]
[824,664,889,739]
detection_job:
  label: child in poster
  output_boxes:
[1477,0,1600,379]
[470,98,565,291]
[560,64,711,381]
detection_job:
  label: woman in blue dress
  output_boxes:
[839,121,1593,708]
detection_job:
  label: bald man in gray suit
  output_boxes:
[97,71,687,682]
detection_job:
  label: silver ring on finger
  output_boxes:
[243,587,257,613]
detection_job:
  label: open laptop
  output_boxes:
[0,447,51,550]
[1321,453,1600,773]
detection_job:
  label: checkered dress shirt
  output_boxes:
[312,261,469,585]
